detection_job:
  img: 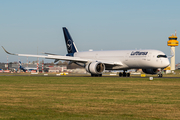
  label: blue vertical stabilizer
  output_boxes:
[19,61,26,72]
[63,27,78,56]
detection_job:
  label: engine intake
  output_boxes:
[142,69,158,74]
[85,62,105,74]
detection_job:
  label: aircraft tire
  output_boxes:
[127,73,130,77]
[158,74,163,77]
[119,72,123,77]
[91,74,102,77]
[91,74,95,77]
[123,72,126,77]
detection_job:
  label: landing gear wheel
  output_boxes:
[119,72,123,77]
[123,72,126,77]
[158,74,163,77]
[119,71,130,77]
[91,74,102,77]
[127,73,130,77]
[91,74,94,77]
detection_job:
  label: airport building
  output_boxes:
[0,62,75,73]
[0,63,7,70]
[47,66,67,73]
[176,63,180,70]
[167,31,179,70]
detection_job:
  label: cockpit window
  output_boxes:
[157,55,167,58]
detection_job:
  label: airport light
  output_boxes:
[6,56,8,70]
[167,30,179,70]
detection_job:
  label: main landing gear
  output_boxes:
[91,74,102,77]
[119,71,130,77]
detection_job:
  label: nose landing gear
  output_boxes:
[158,69,163,77]
[158,73,163,77]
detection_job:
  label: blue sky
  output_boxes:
[0,0,180,63]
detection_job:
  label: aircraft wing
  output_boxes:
[2,46,123,66]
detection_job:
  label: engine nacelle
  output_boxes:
[85,62,105,74]
[142,69,158,74]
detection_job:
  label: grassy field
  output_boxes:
[0,76,180,120]
[1,69,180,77]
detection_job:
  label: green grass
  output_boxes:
[0,76,180,120]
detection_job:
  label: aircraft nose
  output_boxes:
[164,58,170,67]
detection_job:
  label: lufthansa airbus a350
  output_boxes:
[2,27,170,77]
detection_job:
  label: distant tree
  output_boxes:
[56,60,62,65]
[62,61,68,65]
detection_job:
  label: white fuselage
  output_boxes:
[74,49,170,70]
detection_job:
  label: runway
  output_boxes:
[0,73,180,78]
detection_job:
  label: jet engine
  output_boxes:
[142,69,158,74]
[85,62,105,74]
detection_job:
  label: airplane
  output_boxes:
[2,27,170,77]
[19,61,37,72]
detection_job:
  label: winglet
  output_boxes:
[1,46,17,55]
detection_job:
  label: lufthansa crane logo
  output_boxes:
[67,40,72,52]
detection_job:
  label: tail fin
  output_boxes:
[63,27,78,56]
[19,61,26,72]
